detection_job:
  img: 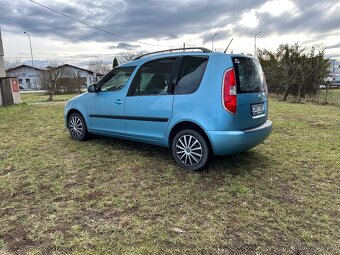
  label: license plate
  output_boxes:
[251,103,265,116]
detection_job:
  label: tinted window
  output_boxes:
[100,67,135,92]
[131,58,176,95]
[233,57,265,93]
[175,56,208,94]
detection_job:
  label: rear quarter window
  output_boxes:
[175,56,208,94]
[232,57,265,94]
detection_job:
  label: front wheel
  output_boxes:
[68,112,89,141]
[171,129,210,171]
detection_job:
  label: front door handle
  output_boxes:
[115,99,123,105]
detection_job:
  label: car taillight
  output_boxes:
[263,72,268,95]
[222,68,237,114]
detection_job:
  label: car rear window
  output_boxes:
[232,57,265,94]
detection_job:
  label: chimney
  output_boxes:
[0,28,6,77]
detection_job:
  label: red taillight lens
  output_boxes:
[222,68,237,114]
[263,72,268,95]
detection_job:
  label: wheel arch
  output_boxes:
[66,109,87,127]
[168,121,213,153]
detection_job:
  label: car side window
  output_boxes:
[100,67,135,92]
[175,56,208,94]
[131,58,176,96]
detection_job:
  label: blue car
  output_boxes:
[64,47,272,171]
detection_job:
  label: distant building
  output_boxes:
[5,65,42,89]
[6,64,103,90]
[329,59,340,74]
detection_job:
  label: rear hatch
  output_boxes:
[232,56,268,130]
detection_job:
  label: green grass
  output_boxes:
[20,92,81,104]
[317,89,340,106]
[271,89,340,107]
[0,100,339,254]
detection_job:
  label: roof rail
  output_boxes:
[133,47,212,60]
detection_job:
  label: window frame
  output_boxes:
[127,57,180,97]
[96,66,136,92]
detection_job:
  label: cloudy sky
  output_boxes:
[1,0,340,67]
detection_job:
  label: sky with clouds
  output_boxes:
[0,0,340,67]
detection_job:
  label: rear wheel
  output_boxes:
[171,129,210,171]
[68,112,89,141]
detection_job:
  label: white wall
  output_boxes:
[6,67,41,90]
[58,66,98,86]
[6,65,98,90]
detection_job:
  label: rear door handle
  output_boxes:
[115,99,123,105]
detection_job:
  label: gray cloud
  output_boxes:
[0,0,340,50]
[234,0,340,38]
[108,42,141,50]
[326,43,340,49]
[0,0,265,45]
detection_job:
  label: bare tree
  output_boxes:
[87,60,111,75]
[4,57,22,69]
[57,67,84,94]
[117,50,146,64]
[38,63,62,101]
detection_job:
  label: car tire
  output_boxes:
[68,112,89,141]
[171,129,210,171]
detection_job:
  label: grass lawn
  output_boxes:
[272,89,340,107]
[20,92,81,104]
[0,99,339,254]
[317,88,340,106]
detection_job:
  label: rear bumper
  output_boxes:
[207,120,272,155]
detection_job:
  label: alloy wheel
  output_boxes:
[175,134,202,166]
[69,115,84,139]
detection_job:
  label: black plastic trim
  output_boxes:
[89,114,169,122]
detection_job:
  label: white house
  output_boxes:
[6,65,41,89]
[6,64,102,90]
[329,59,340,74]
[54,64,101,86]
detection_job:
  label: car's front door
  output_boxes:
[86,67,136,136]
[124,58,177,142]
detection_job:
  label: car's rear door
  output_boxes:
[232,57,268,129]
[124,57,177,142]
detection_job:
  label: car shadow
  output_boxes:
[207,151,273,176]
[88,135,272,177]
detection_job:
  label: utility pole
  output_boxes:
[24,32,35,70]
[254,30,262,58]
[212,33,218,51]
[0,28,5,78]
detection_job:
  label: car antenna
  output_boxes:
[224,38,233,53]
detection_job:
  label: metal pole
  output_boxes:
[24,32,35,70]
[212,33,217,51]
[254,30,262,58]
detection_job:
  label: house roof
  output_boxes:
[6,64,43,72]
[7,63,103,76]
[54,64,102,75]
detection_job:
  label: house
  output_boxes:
[5,65,42,90]
[50,64,102,86]
[329,59,340,75]
[6,64,103,90]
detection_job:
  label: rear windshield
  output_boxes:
[232,57,265,94]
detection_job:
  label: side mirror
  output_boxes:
[87,84,98,93]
